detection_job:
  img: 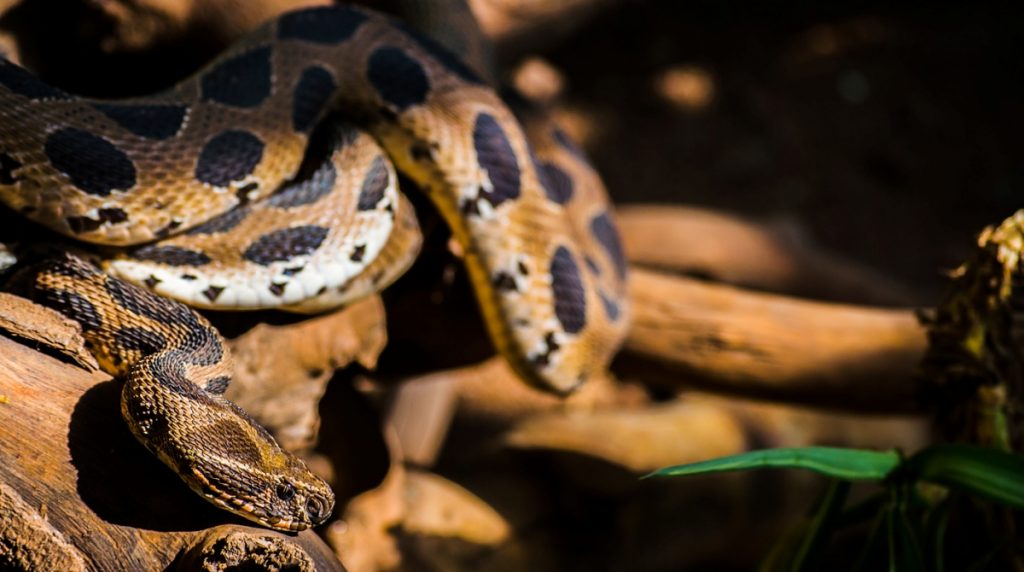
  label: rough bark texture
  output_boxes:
[617,268,927,412]
[0,294,368,571]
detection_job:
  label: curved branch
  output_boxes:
[616,268,926,412]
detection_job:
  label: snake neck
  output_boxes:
[12,253,335,530]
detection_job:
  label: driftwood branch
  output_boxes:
[616,268,926,412]
[605,205,928,412]
[0,294,363,570]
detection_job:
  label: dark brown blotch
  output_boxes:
[202,285,225,302]
[492,271,518,292]
[242,225,330,266]
[350,244,366,263]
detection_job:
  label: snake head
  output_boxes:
[186,440,336,531]
[139,391,337,531]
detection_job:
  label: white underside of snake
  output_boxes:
[0,4,629,530]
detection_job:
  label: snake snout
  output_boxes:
[264,461,335,530]
[304,493,333,524]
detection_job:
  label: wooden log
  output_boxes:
[0,295,347,570]
[616,268,927,412]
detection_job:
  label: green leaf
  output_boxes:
[647,447,901,481]
[905,445,1024,510]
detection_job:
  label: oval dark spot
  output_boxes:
[45,128,136,196]
[97,208,129,224]
[41,290,102,331]
[539,161,573,204]
[202,285,224,302]
[350,244,366,262]
[492,271,518,292]
[599,292,621,321]
[186,206,250,235]
[94,104,187,139]
[205,375,230,394]
[114,326,168,355]
[590,212,627,281]
[367,47,429,111]
[278,6,367,43]
[0,60,70,100]
[195,130,264,187]
[268,282,286,296]
[48,255,100,279]
[549,246,586,335]
[394,21,483,84]
[473,113,520,208]
[200,45,272,108]
[357,156,389,210]
[292,66,336,133]
[266,160,335,209]
[552,127,586,160]
[104,276,197,325]
[130,245,212,266]
[243,225,330,265]
[0,152,22,184]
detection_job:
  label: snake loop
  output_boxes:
[11,253,334,530]
[0,4,629,528]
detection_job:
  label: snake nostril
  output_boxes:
[306,497,326,521]
[276,482,296,501]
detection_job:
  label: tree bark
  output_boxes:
[0,295,349,571]
[616,268,927,412]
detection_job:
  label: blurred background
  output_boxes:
[2,0,1022,569]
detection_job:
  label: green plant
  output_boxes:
[646,445,1024,570]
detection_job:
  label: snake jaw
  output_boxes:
[188,462,335,532]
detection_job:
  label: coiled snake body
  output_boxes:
[0,5,628,529]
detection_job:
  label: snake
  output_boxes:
[0,4,629,530]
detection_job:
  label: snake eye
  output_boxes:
[276,482,296,501]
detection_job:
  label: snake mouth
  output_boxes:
[205,492,311,531]
[265,516,306,532]
[188,468,313,531]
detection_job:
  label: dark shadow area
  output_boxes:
[314,370,391,511]
[68,380,251,532]
[544,0,1024,302]
[375,182,498,378]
